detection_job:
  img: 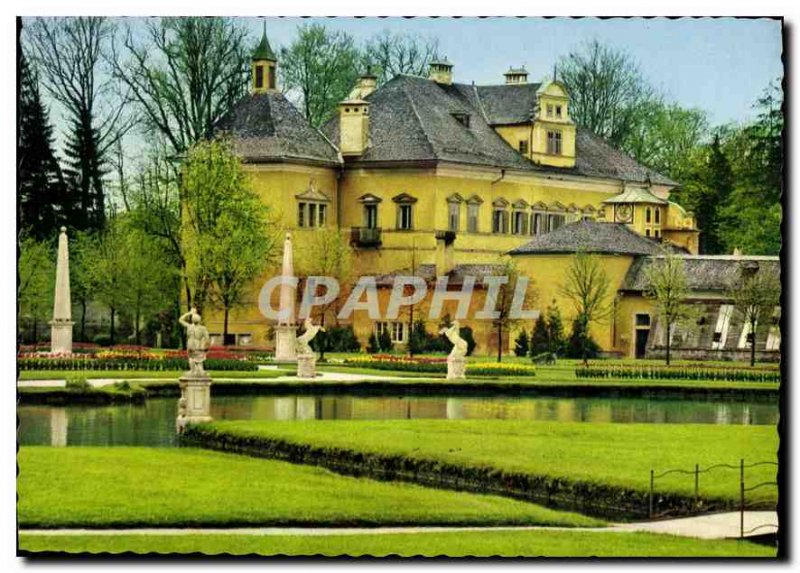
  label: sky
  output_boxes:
[247,17,783,126]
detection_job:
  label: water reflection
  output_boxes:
[18,394,778,448]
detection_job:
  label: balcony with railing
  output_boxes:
[350,226,382,248]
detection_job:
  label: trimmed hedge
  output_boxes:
[575,365,780,383]
[17,357,258,372]
[341,357,536,377]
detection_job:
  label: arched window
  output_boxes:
[655,208,661,224]
[645,207,652,224]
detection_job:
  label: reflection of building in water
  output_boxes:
[50,408,68,447]
[715,404,731,425]
[318,396,354,420]
[349,398,447,420]
[271,397,318,420]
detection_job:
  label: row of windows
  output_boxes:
[298,202,328,228]
[375,321,407,344]
[359,201,586,235]
[545,104,563,119]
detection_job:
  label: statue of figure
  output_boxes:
[295,317,325,356]
[440,320,468,359]
[179,307,210,377]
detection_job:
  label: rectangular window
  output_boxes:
[547,213,565,232]
[467,203,479,233]
[492,209,508,234]
[645,229,651,237]
[268,66,276,90]
[255,66,264,89]
[448,202,460,232]
[531,212,544,235]
[556,105,562,118]
[546,104,554,118]
[376,321,406,344]
[298,202,306,227]
[398,204,413,230]
[518,140,529,155]
[766,310,781,351]
[711,304,734,350]
[655,208,661,224]
[237,333,253,346]
[636,314,651,327]
[364,204,378,229]
[318,204,327,227]
[547,131,563,155]
[512,211,527,235]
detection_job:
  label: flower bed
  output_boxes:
[17,354,258,372]
[575,364,780,383]
[342,355,536,377]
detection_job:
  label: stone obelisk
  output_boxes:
[50,226,74,354]
[274,232,297,362]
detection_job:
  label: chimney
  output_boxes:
[428,58,454,85]
[435,231,456,275]
[503,66,528,85]
[338,98,369,156]
[348,68,378,99]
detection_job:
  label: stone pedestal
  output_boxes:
[447,355,466,380]
[275,324,297,362]
[296,354,317,379]
[176,375,212,433]
[50,319,74,355]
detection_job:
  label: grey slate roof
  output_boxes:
[374,263,502,286]
[621,256,781,292]
[322,75,676,185]
[507,220,671,256]
[214,92,341,166]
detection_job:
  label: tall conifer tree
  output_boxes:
[18,53,68,239]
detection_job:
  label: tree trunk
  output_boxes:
[110,307,116,345]
[223,306,230,346]
[32,317,38,344]
[80,300,87,342]
[750,318,757,367]
[135,310,141,346]
[497,324,503,363]
[666,320,671,366]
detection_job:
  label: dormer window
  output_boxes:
[452,112,470,128]
[556,105,562,118]
[547,131,562,155]
[255,66,264,89]
[518,140,529,155]
[546,104,554,118]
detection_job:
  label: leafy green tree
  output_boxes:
[560,251,611,366]
[513,329,530,357]
[567,318,601,360]
[644,254,693,365]
[181,139,278,343]
[367,331,381,354]
[728,266,781,366]
[558,40,654,146]
[545,301,568,356]
[83,217,128,344]
[18,52,69,239]
[110,17,250,157]
[18,236,54,343]
[378,328,393,353]
[280,23,361,128]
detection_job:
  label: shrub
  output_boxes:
[367,332,381,354]
[65,375,90,390]
[530,316,549,356]
[378,328,393,352]
[17,356,258,372]
[566,319,601,360]
[92,334,112,347]
[514,329,530,357]
[325,325,362,353]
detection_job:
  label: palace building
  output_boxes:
[205,28,780,360]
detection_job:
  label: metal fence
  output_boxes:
[649,459,778,538]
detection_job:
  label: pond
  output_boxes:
[18,393,778,448]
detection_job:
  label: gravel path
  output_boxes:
[19,512,777,540]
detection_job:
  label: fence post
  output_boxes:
[649,469,654,519]
[694,463,699,509]
[740,458,745,539]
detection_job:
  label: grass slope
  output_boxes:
[204,420,778,503]
[18,531,775,557]
[17,447,598,529]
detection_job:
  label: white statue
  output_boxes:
[179,307,210,377]
[440,320,468,358]
[295,317,325,356]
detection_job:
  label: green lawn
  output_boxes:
[202,420,778,504]
[17,530,775,557]
[17,447,599,529]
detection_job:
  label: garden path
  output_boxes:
[18,511,777,540]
